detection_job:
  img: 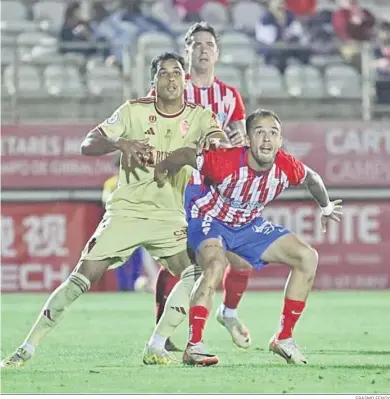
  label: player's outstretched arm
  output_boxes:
[303,166,343,232]
[302,166,330,208]
[154,147,196,187]
[80,128,123,156]
[81,129,153,165]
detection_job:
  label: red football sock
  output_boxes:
[277,298,306,340]
[188,306,209,345]
[222,265,251,309]
[155,267,180,324]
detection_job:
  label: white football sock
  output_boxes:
[221,304,237,318]
[149,332,166,349]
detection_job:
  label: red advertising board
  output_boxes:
[0,202,117,293]
[249,201,390,290]
[283,121,389,187]
[1,122,389,189]
[2,201,388,293]
[1,125,116,189]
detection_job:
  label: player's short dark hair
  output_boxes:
[150,52,185,81]
[246,109,282,133]
[184,22,218,47]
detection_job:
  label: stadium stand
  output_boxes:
[1,0,389,121]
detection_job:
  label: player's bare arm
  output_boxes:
[81,129,153,165]
[154,127,228,186]
[154,147,196,187]
[303,166,343,232]
[80,128,122,156]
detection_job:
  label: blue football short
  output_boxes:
[187,214,290,270]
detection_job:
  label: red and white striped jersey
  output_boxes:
[190,147,307,226]
[148,73,245,128]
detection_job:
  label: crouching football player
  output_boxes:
[154,109,343,365]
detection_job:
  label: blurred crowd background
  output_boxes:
[1,0,390,123]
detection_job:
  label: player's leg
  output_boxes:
[220,263,251,320]
[145,252,252,363]
[154,266,181,352]
[261,232,318,364]
[144,259,202,365]
[1,215,140,369]
[178,213,233,366]
[142,225,198,365]
[183,237,228,366]
[0,258,115,369]
[216,252,252,349]
[155,266,180,324]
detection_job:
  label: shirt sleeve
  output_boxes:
[278,150,307,186]
[195,149,218,179]
[97,102,130,138]
[229,88,246,123]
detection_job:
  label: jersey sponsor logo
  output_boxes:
[180,120,189,137]
[221,194,263,211]
[106,110,120,125]
[144,128,156,136]
[137,149,172,167]
[174,228,187,241]
[149,115,157,123]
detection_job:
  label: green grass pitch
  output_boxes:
[1,291,389,394]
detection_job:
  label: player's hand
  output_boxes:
[321,199,343,233]
[117,138,153,166]
[225,127,248,147]
[197,132,231,153]
[154,162,168,188]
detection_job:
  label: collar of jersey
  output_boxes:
[154,101,186,118]
[187,73,216,90]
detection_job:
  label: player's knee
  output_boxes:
[294,245,318,276]
[74,259,110,285]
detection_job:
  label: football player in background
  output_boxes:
[154,109,343,365]
[148,22,252,356]
[0,52,226,368]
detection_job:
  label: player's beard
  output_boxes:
[252,147,277,169]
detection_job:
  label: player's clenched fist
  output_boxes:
[321,199,343,233]
[116,138,153,166]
